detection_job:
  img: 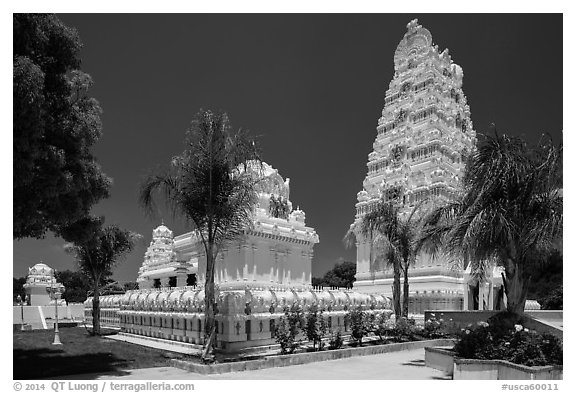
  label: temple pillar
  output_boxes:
[138,279,151,289]
[243,255,249,280]
[176,275,187,288]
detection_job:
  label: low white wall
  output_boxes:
[425,347,455,374]
[13,304,85,327]
[454,359,563,380]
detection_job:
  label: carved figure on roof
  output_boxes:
[268,194,290,219]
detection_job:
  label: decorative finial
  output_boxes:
[407,19,420,34]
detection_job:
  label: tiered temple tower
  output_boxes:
[352,19,477,312]
[137,223,197,289]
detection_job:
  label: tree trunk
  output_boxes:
[392,263,402,320]
[92,282,100,336]
[402,263,410,318]
[202,246,216,363]
[504,261,527,314]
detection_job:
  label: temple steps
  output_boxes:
[107,332,203,355]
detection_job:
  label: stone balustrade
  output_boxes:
[85,286,391,353]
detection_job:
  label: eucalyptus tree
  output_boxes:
[420,133,562,314]
[62,217,140,335]
[140,109,260,362]
[14,14,111,240]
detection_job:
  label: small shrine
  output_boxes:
[23,263,65,306]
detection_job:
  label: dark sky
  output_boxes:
[13,14,563,282]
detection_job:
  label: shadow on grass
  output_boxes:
[14,348,131,380]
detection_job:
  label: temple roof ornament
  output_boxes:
[152,223,173,240]
[394,19,434,70]
[357,190,369,203]
[24,262,60,287]
[28,262,53,277]
[407,18,420,33]
[240,161,290,199]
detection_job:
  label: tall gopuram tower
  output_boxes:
[352,19,477,313]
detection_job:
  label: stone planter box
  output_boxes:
[425,347,563,380]
[454,359,562,380]
[425,346,455,375]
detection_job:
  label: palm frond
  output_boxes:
[342,224,357,249]
[139,109,261,262]
[420,131,562,301]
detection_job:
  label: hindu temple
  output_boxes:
[87,162,391,354]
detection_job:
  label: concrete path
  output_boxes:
[61,348,450,380]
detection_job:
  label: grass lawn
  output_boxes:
[13,327,196,379]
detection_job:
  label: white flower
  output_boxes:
[514,324,523,332]
[465,329,470,334]
[477,321,489,327]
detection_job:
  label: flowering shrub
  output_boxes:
[328,330,344,350]
[371,312,392,341]
[422,313,457,338]
[273,304,305,354]
[347,306,371,345]
[539,285,562,310]
[390,317,418,341]
[454,312,563,367]
[304,304,328,351]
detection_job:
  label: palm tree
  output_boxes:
[63,217,140,335]
[420,133,562,314]
[396,205,425,318]
[140,109,260,362]
[346,201,423,319]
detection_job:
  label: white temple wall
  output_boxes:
[26,286,52,306]
[194,237,313,288]
[355,240,371,279]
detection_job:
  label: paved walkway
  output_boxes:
[61,348,450,380]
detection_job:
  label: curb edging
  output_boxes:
[171,338,455,374]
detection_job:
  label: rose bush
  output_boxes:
[453,312,562,366]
